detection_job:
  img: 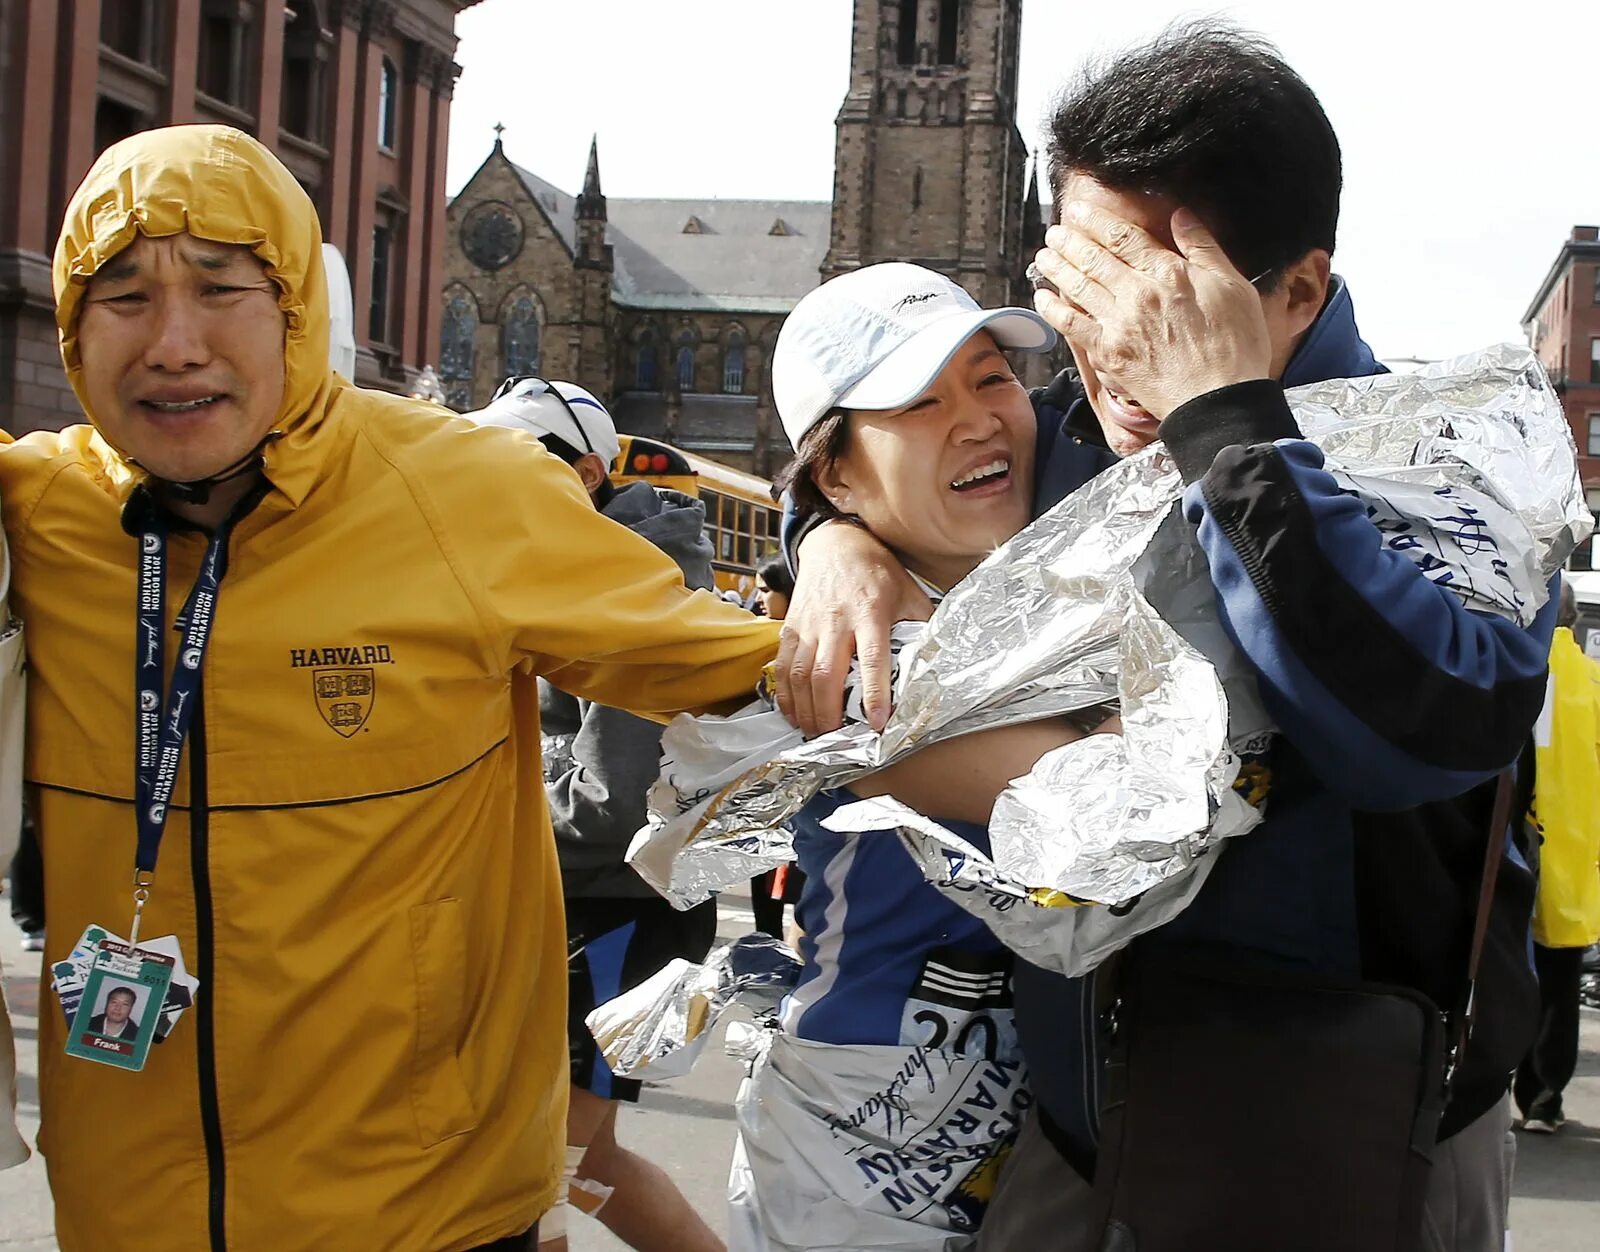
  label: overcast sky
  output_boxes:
[447,0,1595,362]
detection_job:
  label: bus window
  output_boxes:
[736,502,753,565]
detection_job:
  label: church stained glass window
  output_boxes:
[636,332,659,389]
[503,294,539,377]
[676,345,696,391]
[723,333,746,394]
[440,290,476,409]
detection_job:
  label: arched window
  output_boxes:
[676,345,696,392]
[439,289,477,409]
[378,56,398,150]
[635,332,659,389]
[723,333,746,394]
[502,293,540,377]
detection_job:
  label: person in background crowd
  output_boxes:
[750,558,802,940]
[0,125,780,1252]
[1515,577,1600,1134]
[465,378,724,1252]
[754,556,794,622]
[6,799,42,951]
[776,25,1556,1252]
[0,553,24,1171]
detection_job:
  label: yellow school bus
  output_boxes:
[612,435,781,598]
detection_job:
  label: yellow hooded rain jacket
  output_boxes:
[0,125,780,1251]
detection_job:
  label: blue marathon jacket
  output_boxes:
[1014,279,1553,1176]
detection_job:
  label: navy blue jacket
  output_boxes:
[1014,281,1551,1174]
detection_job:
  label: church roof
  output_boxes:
[508,163,829,314]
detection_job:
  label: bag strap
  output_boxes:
[1444,768,1515,1088]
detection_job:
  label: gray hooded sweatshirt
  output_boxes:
[539,482,718,898]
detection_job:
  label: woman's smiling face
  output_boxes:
[815,331,1036,591]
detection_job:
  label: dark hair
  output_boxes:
[106,987,137,1005]
[773,409,852,525]
[1045,20,1341,287]
[756,555,795,597]
[1557,576,1578,630]
[537,433,614,507]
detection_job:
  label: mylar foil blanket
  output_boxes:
[585,933,800,1083]
[627,345,1590,973]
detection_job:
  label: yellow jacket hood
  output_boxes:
[52,125,333,484]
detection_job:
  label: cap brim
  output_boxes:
[838,307,1056,413]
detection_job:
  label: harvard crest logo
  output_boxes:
[312,669,374,737]
[289,644,395,737]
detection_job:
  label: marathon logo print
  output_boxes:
[846,1053,1030,1229]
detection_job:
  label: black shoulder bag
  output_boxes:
[1087,773,1514,1252]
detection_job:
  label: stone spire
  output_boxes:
[576,134,605,221]
[1024,152,1045,245]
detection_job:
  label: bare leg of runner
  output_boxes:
[545,1086,723,1252]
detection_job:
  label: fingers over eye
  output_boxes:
[1062,202,1167,270]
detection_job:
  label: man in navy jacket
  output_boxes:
[777,23,1548,1252]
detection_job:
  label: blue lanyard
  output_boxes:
[131,514,232,938]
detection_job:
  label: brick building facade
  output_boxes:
[0,0,477,436]
[1524,225,1600,569]
[443,0,1045,477]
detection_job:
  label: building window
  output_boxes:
[636,334,659,390]
[101,1,158,65]
[676,345,696,392]
[440,290,477,409]
[1594,266,1600,304]
[723,334,746,394]
[937,0,960,64]
[1589,414,1600,458]
[281,1,329,143]
[503,294,540,377]
[378,57,398,151]
[1592,338,1600,385]
[199,1,254,108]
[369,221,393,344]
[95,98,147,157]
[897,0,917,65]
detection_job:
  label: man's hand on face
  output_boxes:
[1031,203,1273,421]
[774,521,934,738]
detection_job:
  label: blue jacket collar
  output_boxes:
[1281,276,1386,387]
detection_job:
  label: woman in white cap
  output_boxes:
[727,264,1116,1252]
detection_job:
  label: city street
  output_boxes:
[3,885,1597,1250]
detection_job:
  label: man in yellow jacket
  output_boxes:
[0,125,780,1250]
[1514,577,1600,1135]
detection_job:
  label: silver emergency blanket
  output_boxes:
[585,933,801,1082]
[587,938,1025,1250]
[627,345,1592,977]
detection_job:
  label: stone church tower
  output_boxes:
[823,0,1038,309]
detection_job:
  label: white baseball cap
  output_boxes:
[463,378,621,466]
[772,262,1056,448]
